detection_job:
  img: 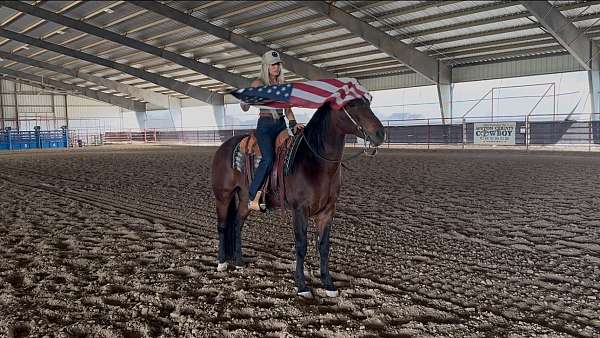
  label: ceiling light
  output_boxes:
[21,46,29,50]
[116,59,128,63]
[198,58,211,63]
[182,52,193,57]
[103,8,115,14]
[132,64,142,68]
[55,29,65,35]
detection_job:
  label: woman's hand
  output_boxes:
[289,120,304,134]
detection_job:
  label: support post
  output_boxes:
[14,82,19,131]
[6,126,12,150]
[169,96,183,130]
[135,111,147,131]
[0,79,4,131]
[51,93,56,129]
[61,125,68,148]
[588,57,600,120]
[64,95,69,129]
[437,82,452,125]
[34,125,41,149]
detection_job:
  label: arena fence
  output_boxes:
[87,113,600,151]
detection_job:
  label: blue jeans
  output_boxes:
[249,116,286,200]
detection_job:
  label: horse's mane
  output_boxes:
[303,101,332,155]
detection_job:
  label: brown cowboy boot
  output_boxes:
[248,190,266,211]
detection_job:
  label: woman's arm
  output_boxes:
[240,79,265,112]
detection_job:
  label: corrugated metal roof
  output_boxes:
[0,0,597,101]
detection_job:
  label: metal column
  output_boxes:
[51,92,56,129]
[64,94,69,128]
[0,79,4,130]
[14,82,19,131]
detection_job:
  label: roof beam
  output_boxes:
[0,28,224,105]
[130,0,335,80]
[0,50,172,109]
[302,1,450,84]
[0,68,146,112]
[0,0,251,89]
[521,1,593,70]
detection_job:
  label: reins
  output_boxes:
[300,105,378,170]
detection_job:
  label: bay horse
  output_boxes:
[211,97,385,298]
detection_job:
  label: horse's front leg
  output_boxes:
[316,206,337,297]
[292,207,311,298]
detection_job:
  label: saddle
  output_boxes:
[233,130,303,210]
[239,129,291,157]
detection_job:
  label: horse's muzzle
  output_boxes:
[367,129,385,147]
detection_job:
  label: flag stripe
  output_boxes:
[293,82,332,98]
[291,87,327,104]
[305,80,342,95]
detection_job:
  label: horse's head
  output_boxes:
[334,97,385,147]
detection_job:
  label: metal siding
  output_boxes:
[3,106,16,119]
[360,72,432,91]
[66,94,122,119]
[1,86,15,105]
[453,54,585,83]
[18,93,52,107]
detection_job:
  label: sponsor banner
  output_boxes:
[474,122,516,145]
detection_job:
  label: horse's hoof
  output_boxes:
[325,289,339,298]
[216,262,228,272]
[297,289,313,299]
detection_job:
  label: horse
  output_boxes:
[211,97,385,298]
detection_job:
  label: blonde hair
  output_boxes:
[259,62,284,85]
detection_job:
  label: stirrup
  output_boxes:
[248,191,266,211]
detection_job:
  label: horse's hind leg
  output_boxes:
[216,199,230,271]
[216,192,236,271]
[233,191,250,268]
[316,206,338,297]
[293,208,311,298]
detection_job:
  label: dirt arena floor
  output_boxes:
[0,145,599,338]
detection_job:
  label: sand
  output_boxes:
[0,146,598,337]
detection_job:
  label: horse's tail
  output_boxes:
[212,135,245,262]
[223,190,239,260]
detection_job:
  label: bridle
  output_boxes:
[301,101,379,166]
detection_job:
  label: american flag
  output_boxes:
[231,78,371,110]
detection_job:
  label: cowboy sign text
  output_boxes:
[474,122,516,145]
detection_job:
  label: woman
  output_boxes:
[241,50,303,211]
